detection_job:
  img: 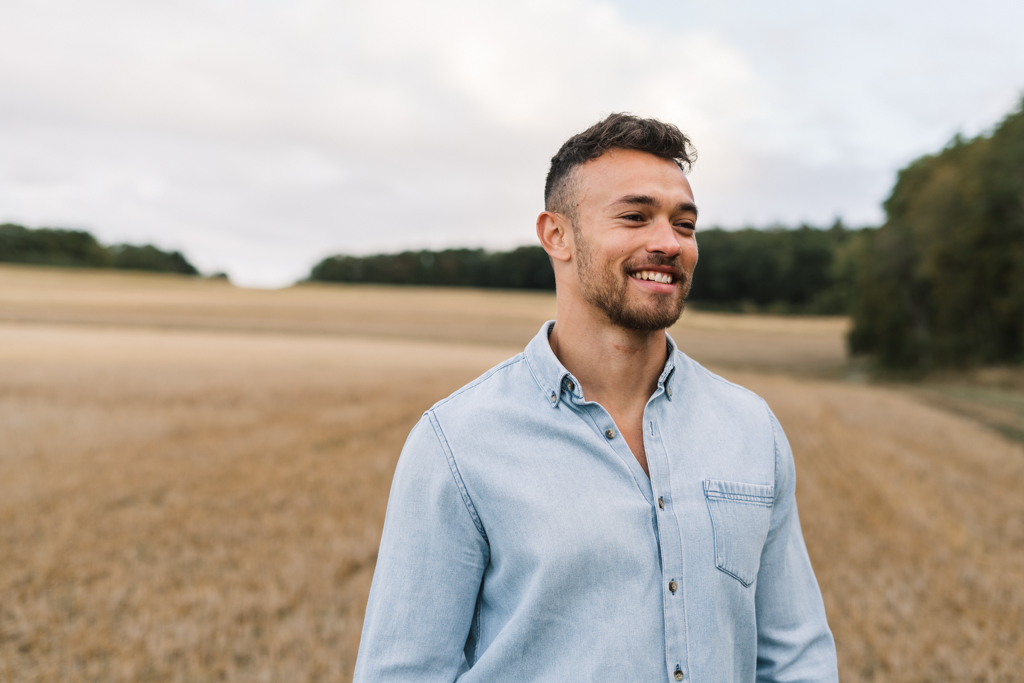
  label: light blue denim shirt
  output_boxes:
[354,322,837,683]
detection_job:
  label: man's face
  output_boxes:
[569,149,699,332]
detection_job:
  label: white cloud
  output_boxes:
[0,0,1022,285]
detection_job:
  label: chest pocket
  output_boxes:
[703,479,774,587]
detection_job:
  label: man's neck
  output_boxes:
[548,303,668,417]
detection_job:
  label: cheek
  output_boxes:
[603,235,641,265]
[681,239,699,271]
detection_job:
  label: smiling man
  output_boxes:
[353,114,838,682]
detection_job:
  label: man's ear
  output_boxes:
[537,211,572,263]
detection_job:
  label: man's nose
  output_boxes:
[646,217,682,256]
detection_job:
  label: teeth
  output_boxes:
[632,271,674,284]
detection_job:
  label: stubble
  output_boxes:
[572,225,691,332]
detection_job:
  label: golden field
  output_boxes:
[0,264,1021,682]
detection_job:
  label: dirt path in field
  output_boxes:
[1,267,1021,682]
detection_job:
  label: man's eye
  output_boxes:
[676,222,696,231]
[624,214,645,222]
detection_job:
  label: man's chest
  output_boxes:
[451,405,775,576]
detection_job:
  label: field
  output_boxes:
[1,264,1022,682]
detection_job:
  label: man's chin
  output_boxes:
[607,300,686,332]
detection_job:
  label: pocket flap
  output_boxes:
[703,479,774,506]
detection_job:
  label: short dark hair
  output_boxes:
[544,113,696,224]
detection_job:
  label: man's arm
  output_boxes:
[353,414,489,682]
[754,409,839,683]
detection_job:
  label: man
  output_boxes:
[354,114,838,682]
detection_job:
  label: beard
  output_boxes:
[573,226,691,332]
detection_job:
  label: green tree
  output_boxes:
[0,224,109,267]
[849,99,1024,369]
[309,246,555,290]
[687,222,857,313]
[0,223,201,275]
[108,244,198,274]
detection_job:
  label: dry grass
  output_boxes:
[0,264,849,376]
[735,372,1024,682]
[1,265,1022,682]
[0,264,555,348]
[0,324,512,682]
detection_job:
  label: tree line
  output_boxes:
[308,222,867,315]
[0,223,200,275]
[309,246,557,291]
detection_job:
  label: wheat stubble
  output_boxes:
[1,268,1022,682]
[729,372,1024,683]
[0,324,512,682]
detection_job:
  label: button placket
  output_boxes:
[644,412,689,681]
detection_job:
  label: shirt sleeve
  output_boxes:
[754,408,839,683]
[353,413,489,682]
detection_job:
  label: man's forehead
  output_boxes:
[577,149,694,206]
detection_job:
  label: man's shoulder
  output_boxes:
[427,351,537,418]
[670,351,785,478]
[672,350,772,419]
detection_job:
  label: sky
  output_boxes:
[1,0,1023,287]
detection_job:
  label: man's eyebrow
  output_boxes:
[678,201,699,217]
[610,195,699,216]
[612,194,658,208]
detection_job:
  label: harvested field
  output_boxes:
[1,265,1022,682]
[0,264,848,376]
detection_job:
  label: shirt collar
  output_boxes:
[524,320,679,408]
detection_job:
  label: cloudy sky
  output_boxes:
[2,0,1023,287]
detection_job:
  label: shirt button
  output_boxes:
[658,497,665,510]
[674,669,684,681]
[604,428,616,439]
[565,379,575,392]
[668,580,678,593]
[667,386,673,397]
[549,392,557,403]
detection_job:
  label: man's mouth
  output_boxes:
[629,269,676,285]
